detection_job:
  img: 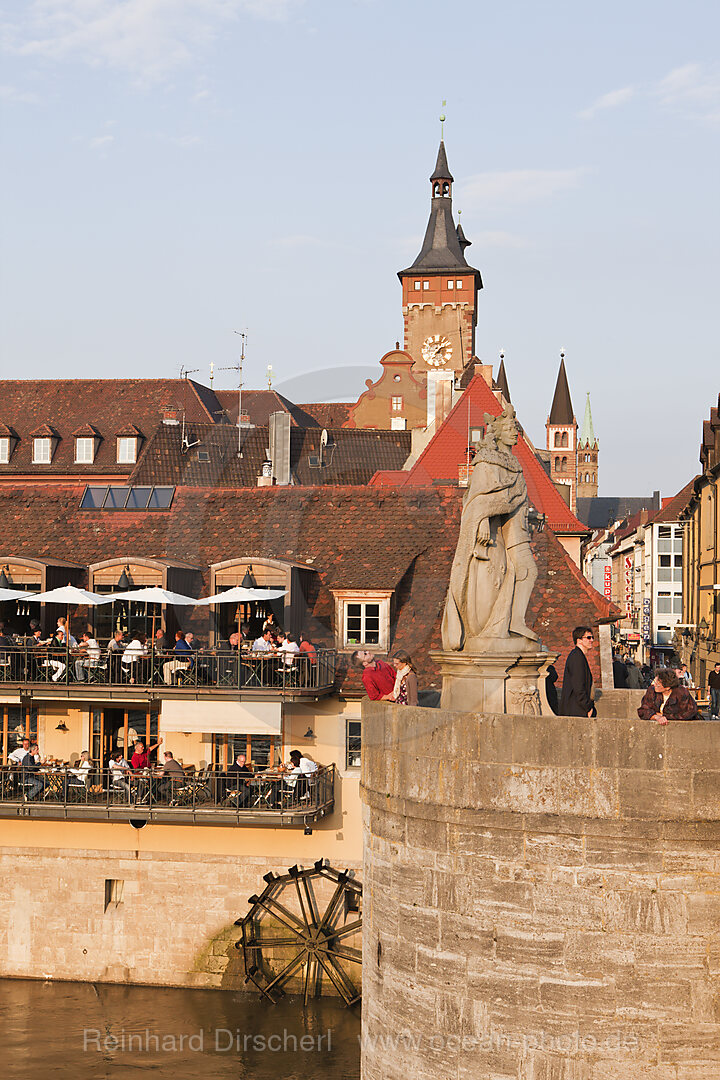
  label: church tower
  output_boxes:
[398,141,482,381]
[577,392,599,499]
[546,352,579,513]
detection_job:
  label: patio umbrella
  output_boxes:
[103,587,200,640]
[104,587,199,606]
[195,586,287,643]
[24,584,112,640]
[0,588,34,602]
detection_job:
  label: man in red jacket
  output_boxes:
[351,650,396,700]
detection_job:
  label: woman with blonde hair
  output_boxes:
[381,649,418,706]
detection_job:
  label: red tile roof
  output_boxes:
[370,374,588,535]
[648,478,698,525]
[0,482,615,693]
[129,424,412,487]
[0,379,223,475]
[298,403,354,428]
[215,390,321,429]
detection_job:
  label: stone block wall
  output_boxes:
[361,702,720,1079]
[0,846,361,992]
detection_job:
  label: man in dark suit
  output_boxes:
[559,626,597,717]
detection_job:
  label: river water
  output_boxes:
[0,979,360,1079]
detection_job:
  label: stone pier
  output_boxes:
[361,700,720,1079]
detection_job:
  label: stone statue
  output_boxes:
[442,405,539,654]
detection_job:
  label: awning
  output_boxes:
[160,700,282,735]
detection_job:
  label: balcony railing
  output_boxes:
[0,764,336,826]
[0,646,336,696]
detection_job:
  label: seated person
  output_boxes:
[8,737,30,766]
[162,630,192,685]
[157,750,185,802]
[153,627,168,654]
[106,630,125,677]
[299,632,317,664]
[224,751,254,806]
[121,632,147,683]
[54,617,78,649]
[280,749,319,802]
[637,667,699,724]
[252,629,275,653]
[74,632,102,682]
[22,742,45,800]
[67,750,92,793]
[108,751,130,796]
[130,737,163,770]
[277,632,300,667]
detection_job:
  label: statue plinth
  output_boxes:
[430,650,558,716]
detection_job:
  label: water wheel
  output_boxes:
[236,859,362,1007]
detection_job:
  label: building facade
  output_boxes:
[680,393,720,686]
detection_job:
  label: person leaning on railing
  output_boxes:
[637,667,699,724]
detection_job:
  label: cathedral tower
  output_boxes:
[398,141,482,380]
[577,392,599,498]
[546,352,579,513]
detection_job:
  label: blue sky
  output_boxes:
[1,0,718,497]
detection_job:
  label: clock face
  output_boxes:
[421,334,453,368]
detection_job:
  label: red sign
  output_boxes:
[603,564,612,600]
[624,555,633,614]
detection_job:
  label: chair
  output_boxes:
[0,656,12,682]
[86,661,107,684]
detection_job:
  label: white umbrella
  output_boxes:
[25,585,110,606]
[195,587,287,606]
[104,587,199,605]
[25,584,113,640]
[195,586,287,643]
[0,588,33,602]
[103,586,200,640]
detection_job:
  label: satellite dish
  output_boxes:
[320,429,328,448]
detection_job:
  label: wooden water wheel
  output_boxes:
[236,860,362,1007]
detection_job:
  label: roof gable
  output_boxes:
[370,374,587,534]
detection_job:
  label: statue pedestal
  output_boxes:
[430,650,558,716]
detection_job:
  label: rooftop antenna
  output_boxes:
[219,330,247,458]
[179,365,200,450]
[267,365,273,390]
[209,362,214,388]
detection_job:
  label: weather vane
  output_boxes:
[440,99,447,138]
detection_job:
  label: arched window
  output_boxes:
[442,182,450,196]
[554,457,560,471]
[554,432,561,447]
[561,431,568,448]
[561,456,568,472]
[585,472,590,483]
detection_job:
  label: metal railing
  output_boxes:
[0,764,336,822]
[0,646,336,694]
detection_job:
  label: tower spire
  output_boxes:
[548,352,575,425]
[398,140,481,278]
[495,352,511,402]
[579,392,596,447]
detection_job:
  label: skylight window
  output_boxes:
[80,486,175,511]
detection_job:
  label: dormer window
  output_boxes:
[33,438,52,464]
[75,437,95,464]
[0,439,9,464]
[117,437,137,464]
[333,589,392,651]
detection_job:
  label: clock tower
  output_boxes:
[398,141,482,378]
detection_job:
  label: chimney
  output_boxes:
[269,411,291,486]
[162,407,180,426]
[474,363,494,387]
